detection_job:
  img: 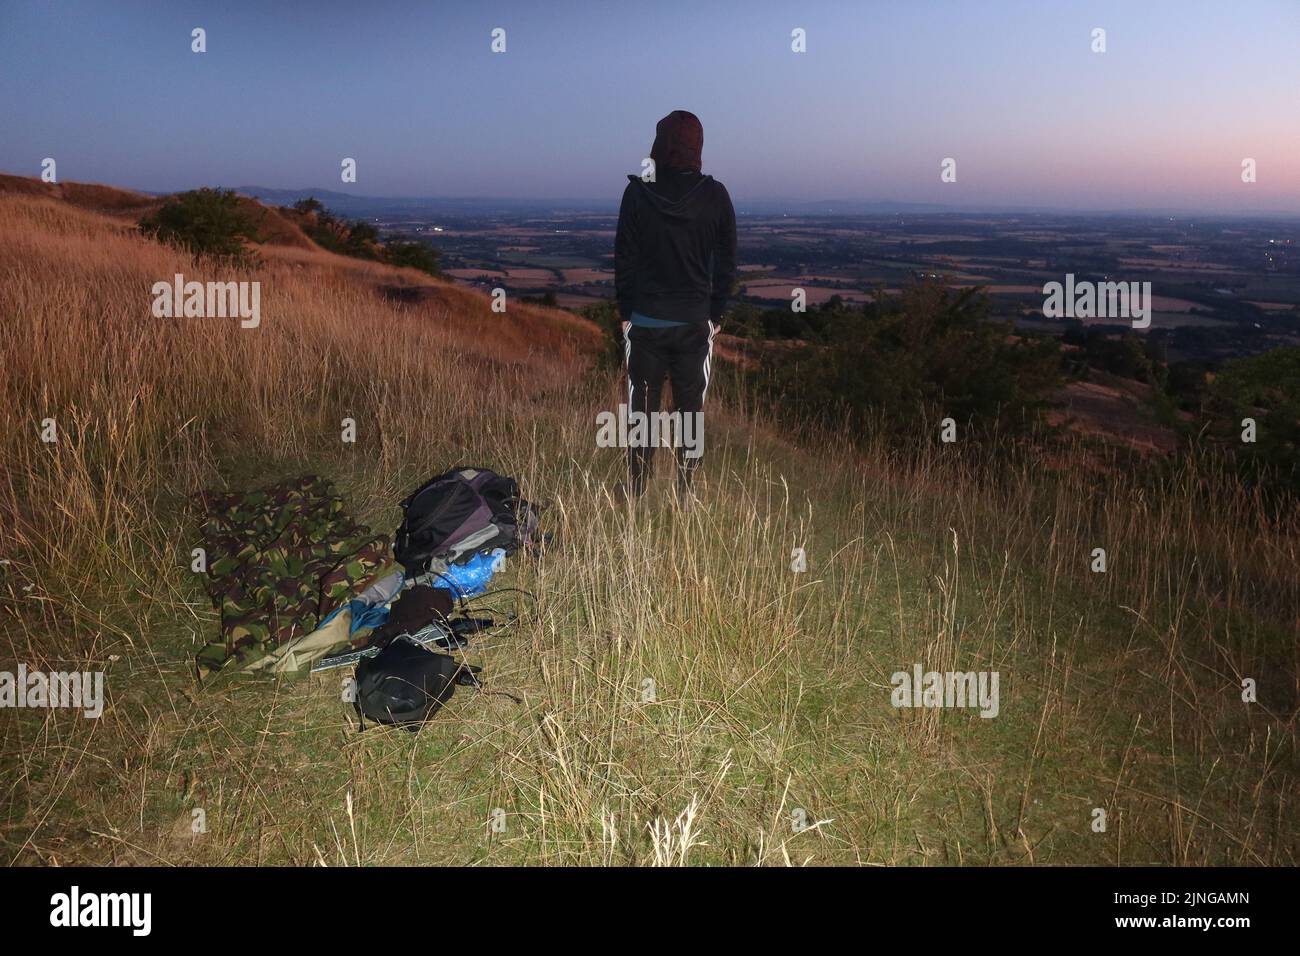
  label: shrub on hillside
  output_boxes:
[342,220,380,258]
[522,291,559,308]
[1206,346,1300,494]
[1063,327,1165,386]
[584,299,625,370]
[725,299,837,341]
[383,239,441,277]
[138,188,257,261]
[755,282,1063,438]
[288,199,380,260]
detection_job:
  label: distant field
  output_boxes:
[1236,277,1300,301]
[445,267,506,280]
[972,284,1043,295]
[742,279,871,304]
[512,255,595,270]
[561,267,612,284]
[552,292,608,309]
[1147,312,1235,328]
[416,209,1297,358]
[1119,257,1241,271]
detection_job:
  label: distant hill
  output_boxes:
[229,188,966,218]
[229,187,616,218]
[229,186,369,208]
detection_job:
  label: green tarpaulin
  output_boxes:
[195,475,391,675]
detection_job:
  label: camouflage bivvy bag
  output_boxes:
[195,475,391,675]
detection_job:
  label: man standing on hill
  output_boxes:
[615,109,737,503]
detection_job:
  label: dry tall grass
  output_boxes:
[1,194,1295,866]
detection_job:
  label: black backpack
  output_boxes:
[353,636,481,729]
[394,467,537,577]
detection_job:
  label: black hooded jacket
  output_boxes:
[615,170,737,325]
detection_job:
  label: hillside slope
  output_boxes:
[0,192,1295,866]
[0,172,161,214]
[0,172,331,254]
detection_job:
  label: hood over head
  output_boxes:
[650,110,703,174]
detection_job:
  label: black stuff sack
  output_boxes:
[353,636,480,730]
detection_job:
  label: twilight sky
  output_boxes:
[1,0,1297,212]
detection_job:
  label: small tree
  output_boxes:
[384,239,442,277]
[139,188,256,261]
[343,220,380,258]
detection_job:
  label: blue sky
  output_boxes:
[1,0,1297,211]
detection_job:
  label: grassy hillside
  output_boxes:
[1,192,1296,866]
[0,172,161,215]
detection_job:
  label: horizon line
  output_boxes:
[5,170,1299,219]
